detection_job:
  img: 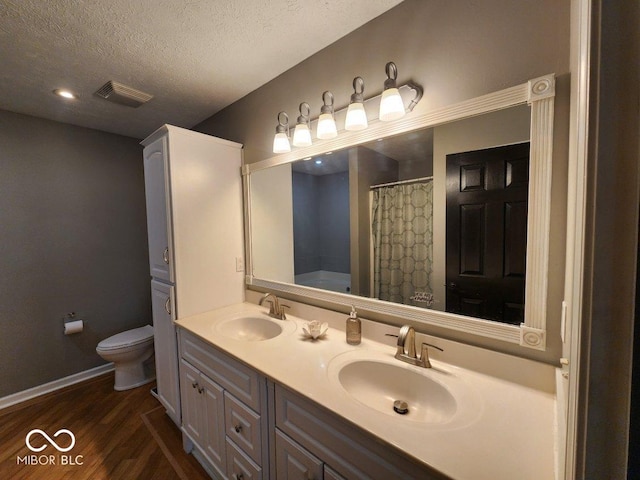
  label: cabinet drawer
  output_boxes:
[225,392,262,465]
[275,429,323,480]
[324,465,347,480]
[275,385,443,480]
[180,329,262,412]
[227,437,262,480]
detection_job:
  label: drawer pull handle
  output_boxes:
[234,424,242,433]
[164,297,172,315]
[162,247,170,264]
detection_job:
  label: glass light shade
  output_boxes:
[273,132,291,153]
[379,88,405,121]
[316,113,338,139]
[292,123,312,147]
[345,102,368,131]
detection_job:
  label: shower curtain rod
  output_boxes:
[370,175,433,189]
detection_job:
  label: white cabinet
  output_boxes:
[275,429,323,480]
[143,136,174,283]
[150,280,179,424]
[179,328,268,479]
[180,359,226,473]
[142,125,245,427]
[275,385,440,480]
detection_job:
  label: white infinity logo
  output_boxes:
[25,429,76,452]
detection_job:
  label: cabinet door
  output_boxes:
[180,359,205,447]
[324,466,347,480]
[275,430,323,480]
[151,280,180,424]
[143,135,174,283]
[200,373,226,474]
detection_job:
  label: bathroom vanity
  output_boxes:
[175,300,556,480]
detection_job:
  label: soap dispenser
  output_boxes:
[346,305,361,345]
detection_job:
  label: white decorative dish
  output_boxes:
[302,321,329,340]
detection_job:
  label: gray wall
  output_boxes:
[292,172,320,274]
[318,172,350,274]
[292,171,350,275]
[195,0,570,166]
[0,110,151,398]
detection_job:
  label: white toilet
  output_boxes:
[96,325,156,391]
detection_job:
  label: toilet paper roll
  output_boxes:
[64,320,83,335]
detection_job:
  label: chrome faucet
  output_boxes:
[258,293,289,320]
[389,325,443,368]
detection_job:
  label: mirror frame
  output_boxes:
[242,74,555,350]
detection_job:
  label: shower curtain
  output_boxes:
[372,181,433,306]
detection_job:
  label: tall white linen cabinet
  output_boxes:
[141,125,245,425]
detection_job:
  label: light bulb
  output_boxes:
[345,77,368,131]
[317,113,337,139]
[273,132,291,153]
[292,123,312,147]
[379,87,405,121]
[345,102,368,131]
[273,111,291,153]
[292,102,312,147]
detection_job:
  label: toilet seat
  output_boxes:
[97,325,154,352]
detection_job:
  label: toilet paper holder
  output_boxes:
[64,312,84,335]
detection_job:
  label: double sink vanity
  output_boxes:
[175,293,556,480]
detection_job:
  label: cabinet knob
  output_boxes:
[162,247,170,264]
[234,424,242,433]
[197,386,205,394]
[191,381,198,389]
[233,474,244,480]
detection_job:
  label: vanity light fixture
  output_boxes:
[344,77,368,131]
[53,89,77,99]
[379,62,405,121]
[292,102,313,147]
[273,112,291,153]
[271,62,423,153]
[316,91,338,139]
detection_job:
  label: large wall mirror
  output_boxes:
[243,74,556,350]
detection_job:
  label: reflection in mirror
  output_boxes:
[250,105,531,325]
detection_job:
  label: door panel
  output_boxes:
[151,280,180,424]
[446,142,529,324]
[179,359,204,446]
[143,136,174,283]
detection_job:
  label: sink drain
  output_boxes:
[393,399,409,415]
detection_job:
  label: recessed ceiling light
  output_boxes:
[53,89,77,99]
[315,159,323,165]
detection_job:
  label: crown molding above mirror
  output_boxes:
[242,74,556,350]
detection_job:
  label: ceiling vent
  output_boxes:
[94,81,153,108]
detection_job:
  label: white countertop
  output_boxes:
[175,301,556,480]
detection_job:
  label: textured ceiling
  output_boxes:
[0,0,402,139]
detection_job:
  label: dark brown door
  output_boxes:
[445,142,529,324]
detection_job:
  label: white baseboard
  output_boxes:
[0,363,115,411]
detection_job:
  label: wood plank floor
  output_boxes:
[0,373,210,480]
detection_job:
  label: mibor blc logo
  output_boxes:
[17,428,84,466]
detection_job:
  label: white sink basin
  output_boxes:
[328,350,481,427]
[337,359,457,423]
[216,315,283,341]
